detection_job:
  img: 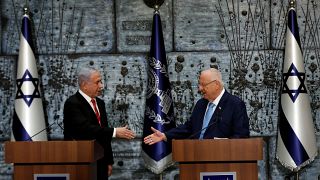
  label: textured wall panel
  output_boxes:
[271,0,320,49]
[174,0,270,51]
[0,56,15,140]
[116,0,173,53]
[0,56,15,179]
[1,0,114,55]
[0,143,13,180]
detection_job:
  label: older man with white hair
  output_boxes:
[144,68,249,145]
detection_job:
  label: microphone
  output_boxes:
[187,106,223,139]
[23,121,55,141]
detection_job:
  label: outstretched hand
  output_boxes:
[144,127,166,145]
[116,125,135,139]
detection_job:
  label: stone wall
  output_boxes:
[0,0,319,179]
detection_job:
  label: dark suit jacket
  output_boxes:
[165,90,249,140]
[63,91,114,165]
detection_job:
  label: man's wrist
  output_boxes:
[162,133,167,141]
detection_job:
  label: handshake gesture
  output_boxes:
[144,127,167,145]
[115,125,135,139]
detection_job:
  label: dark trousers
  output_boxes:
[97,158,108,180]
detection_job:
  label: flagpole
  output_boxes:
[295,171,299,180]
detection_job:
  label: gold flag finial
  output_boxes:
[23,6,29,15]
[289,0,296,8]
[144,0,164,10]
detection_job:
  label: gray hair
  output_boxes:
[78,67,99,86]
[209,68,224,87]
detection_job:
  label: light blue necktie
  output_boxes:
[199,102,216,139]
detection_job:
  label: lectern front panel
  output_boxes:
[179,162,258,180]
[13,164,97,180]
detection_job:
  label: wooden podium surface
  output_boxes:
[172,138,263,180]
[5,140,103,180]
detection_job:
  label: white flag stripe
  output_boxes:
[17,34,38,78]
[277,136,298,168]
[14,99,47,140]
[283,32,303,70]
[281,95,316,155]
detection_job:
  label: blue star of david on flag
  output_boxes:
[16,69,41,107]
[282,63,307,103]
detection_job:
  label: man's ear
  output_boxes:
[80,81,87,90]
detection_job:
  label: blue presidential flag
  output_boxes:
[11,9,48,141]
[142,10,175,174]
[276,2,317,171]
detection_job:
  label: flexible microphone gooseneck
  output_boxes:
[187,106,223,139]
[23,122,55,141]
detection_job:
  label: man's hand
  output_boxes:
[107,165,112,177]
[144,127,166,145]
[115,125,135,139]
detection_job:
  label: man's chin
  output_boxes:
[202,94,207,99]
[97,91,103,96]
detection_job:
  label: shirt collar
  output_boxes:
[211,88,225,106]
[79,89,93,103]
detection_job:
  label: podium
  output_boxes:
[172,138,263,180]
[5,140,103,180]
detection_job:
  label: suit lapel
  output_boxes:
[75,92,100,126]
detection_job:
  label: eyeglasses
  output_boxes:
[199,80,217,87]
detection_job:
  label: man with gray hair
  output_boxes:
[144,68,249,145]
[63,66,135,180]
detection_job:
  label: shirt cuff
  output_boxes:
[112,128,116,138]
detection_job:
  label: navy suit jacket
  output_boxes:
[165,91,249,140]
[63,91,114,165]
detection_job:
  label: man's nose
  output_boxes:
[99,82,104,89]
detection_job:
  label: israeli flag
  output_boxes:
[11,10,48,141]
[276,4,317,171]
[142,10,176,174]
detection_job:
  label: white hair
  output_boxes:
[209,68,224,87]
